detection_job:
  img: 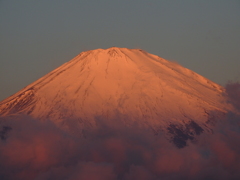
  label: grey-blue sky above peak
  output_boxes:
[0,0,240,101]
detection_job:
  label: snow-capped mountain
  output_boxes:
[0,47,234,147]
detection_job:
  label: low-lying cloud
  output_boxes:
[0,82,240,180]
[225,81,240,110]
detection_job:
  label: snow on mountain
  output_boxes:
[0,47,234,147]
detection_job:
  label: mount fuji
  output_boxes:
[1,47,240,180]
[0,47,234,147]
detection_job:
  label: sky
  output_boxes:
[0,0,240,101]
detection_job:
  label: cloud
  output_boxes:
[0,82,240,179]
[225,81,240,110]
[0,116,81,180]
[36,162,116,180]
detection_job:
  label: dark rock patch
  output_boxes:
[167,120,204,148]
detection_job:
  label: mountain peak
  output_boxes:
[0,48,233,147]
[84,47,145,56]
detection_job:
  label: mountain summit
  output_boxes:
[0,47,233,147]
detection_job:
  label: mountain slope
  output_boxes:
[0,47,233,147]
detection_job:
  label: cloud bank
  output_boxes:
[0,82,240,180]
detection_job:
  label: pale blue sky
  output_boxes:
[0,0,240,101]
